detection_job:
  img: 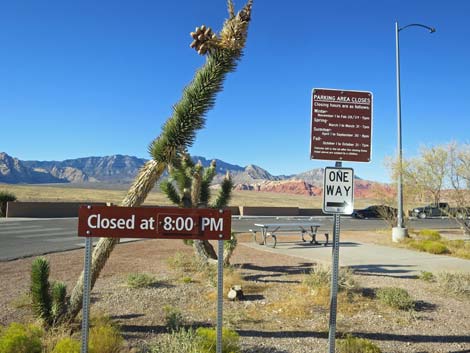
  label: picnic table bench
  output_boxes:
[250,222,328,248]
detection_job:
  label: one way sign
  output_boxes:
[323,167,354,214]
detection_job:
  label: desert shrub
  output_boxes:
[195,327,240,353]
[376,287,414,310]
[0,191,16,217]
[418,229,441,241]
[89,322,123,353]
[0,322,42,353]
[126,273,156,288]
[422,241,449,254]
[337,334,382,353]
[51,337,80,353]
[446,240,470,260]
[436,272,470,298]
[167,252,202,273]
[163,305,184,332]
[418,271,435,282]
[303,264,356,293]
[147,328,198,353]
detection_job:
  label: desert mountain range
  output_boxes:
[0,152,376,197]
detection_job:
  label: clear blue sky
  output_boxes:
[1,0,469,183]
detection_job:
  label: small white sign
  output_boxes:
[323,167,354,214]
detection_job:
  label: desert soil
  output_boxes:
[1,232,469,353]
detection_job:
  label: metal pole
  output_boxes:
[395,21,404,230]
[328,161,342,353]
[216,238,224,353]
[80,237,93,353]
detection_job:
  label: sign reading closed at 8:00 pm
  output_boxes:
[311,88,372,162]
[78,205,231,240]
[323,167,354,215]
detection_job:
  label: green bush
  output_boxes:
[337,334,382,353]
[376,287,414,311]
[89,323,123,353]
[0,322,42,353]
[163,305,185,332]
[0,191,16,217]
[195,327,240,353]
[51,337,80,353]
[418,229,441,241]
[126,273,156,288]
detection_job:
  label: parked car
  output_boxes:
[351,205,397,219]
[411,202,470,219]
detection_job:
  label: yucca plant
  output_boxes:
[65,1,253,323]
[161,153,235,263]
[30,257,68,327]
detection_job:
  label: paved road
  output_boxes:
[0,216,466,261]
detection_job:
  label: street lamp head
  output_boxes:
[399,23,436,34]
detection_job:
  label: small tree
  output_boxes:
[370,183,398,228]
[403,145,448,206]
[448,142,470,235]
[161,153,236,264]
[0,191,16,217]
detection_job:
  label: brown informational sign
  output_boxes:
[78,205,231,240]
[311,88,372,162]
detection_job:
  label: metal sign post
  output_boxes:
[216,238,224,353]
[323,161,352,353]
[80,236,93,353]
[328,211,341,353]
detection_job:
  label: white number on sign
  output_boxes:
[163,216,195,232]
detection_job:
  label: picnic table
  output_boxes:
[250,222,328,248]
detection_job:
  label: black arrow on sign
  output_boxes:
[326,202,349,208]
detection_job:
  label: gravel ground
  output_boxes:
[1,232,469,353]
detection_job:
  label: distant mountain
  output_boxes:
[0,152,378,198]
[0,152,65,184]
[22,155,147,184]
[291,168,324,185]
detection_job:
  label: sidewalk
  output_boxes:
[241,237,470,278]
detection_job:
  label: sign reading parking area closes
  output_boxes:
[311,88,372,162]
[323,167,354,214]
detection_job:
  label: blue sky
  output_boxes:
[1,0,469,183]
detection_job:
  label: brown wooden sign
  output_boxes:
[78,205,231,240]
[311,88,372,162]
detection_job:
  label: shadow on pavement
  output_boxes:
[349,264,418,279]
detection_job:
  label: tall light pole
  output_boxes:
[392,22,435,242]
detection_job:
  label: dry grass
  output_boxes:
[3,184,377,208]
